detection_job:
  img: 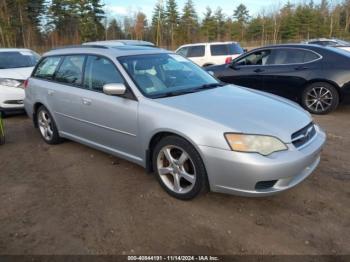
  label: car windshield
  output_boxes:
[118,53,221,98]
[0,51,40,69]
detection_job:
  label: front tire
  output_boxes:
[302,82,339,115]
[152,136,208,200]
[36,106,62,145]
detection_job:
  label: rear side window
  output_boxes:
[211,45,228,56]
[267,49,320,65]
[303,50,321,62]
[211,44,244,56]
[187,46,205,57]
[55,56,85,86]
[84,56,124,92]
[34,56,61,80]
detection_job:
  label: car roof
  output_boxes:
[83,40,155,47]
[254,43,323,50]
[44,45,170,58]
[0,48,34,53]
[178,42,239,48]
[307,38,337,42]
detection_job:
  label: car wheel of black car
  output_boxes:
[36,106,62,145]
[153,136,208,200]
[302,82,339,115]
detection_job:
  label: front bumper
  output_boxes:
[0,85,25,111]
[200,126,326,197]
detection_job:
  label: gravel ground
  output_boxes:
[0,106,349,255]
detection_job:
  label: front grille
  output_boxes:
[255,180,278,190]
[291,122,316,148]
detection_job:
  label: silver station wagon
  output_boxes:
[24,45,326,200]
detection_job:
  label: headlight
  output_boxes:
[0,78,23,88]
[225,133,288,156]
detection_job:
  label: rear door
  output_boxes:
[49,55,86,135]
[186,45,206,66]
[219,49,272,89]
[32,55,85,135]
[77,55,140,160]
[261,48,322,100]
[210,43,244,65]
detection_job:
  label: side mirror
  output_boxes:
[207,70,215,76]
[103,83,126,96]
[229,62,238,70]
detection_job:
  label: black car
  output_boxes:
[206,44,350,114]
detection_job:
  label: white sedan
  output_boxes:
[0,49,40,116]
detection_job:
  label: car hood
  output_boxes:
[155,85,312,143]
[0,67,34,80]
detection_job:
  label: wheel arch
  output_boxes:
[304,79,342,101]
[32,102,55,128]
[145,130,204,174]
[32,102,45,128]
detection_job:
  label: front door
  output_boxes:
[77,55,140,161]
[220,49,272,89]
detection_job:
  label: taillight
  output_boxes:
[225,57,233,64]
[23,79,29,89]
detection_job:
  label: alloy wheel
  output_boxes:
[38,110,54,141]
[305,86,333,113]
[156,145,196,194]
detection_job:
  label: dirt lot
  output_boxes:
[0,106,349,255]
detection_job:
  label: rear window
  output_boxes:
[0,51,40,69]
[210,44,244,56]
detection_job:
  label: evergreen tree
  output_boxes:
[233,4,250,41]
[214,7,226,41]
[165,0,179,48]
[151,2,165,46]
[107,19,123,40]
[201,7,216,41]
[180,0,199,44]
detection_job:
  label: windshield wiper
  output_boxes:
[195,83,225,90]
[152,89,197,99]
[152,83,225,99]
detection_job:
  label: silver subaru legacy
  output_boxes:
[24,45,326,200]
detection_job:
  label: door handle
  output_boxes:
[295,66,308,71]
[82,98,92,105]
[48,90,55,96]
[254,68,264,73]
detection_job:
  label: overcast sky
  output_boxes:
[103,0,322,20]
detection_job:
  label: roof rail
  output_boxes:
[51,45,109,50]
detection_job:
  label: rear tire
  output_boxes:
[152,136,208,200]
[36,106,62,145]
[302,82,339,115]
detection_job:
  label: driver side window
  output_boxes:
[235,50,271,66]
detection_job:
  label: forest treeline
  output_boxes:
[1,0,350,51]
